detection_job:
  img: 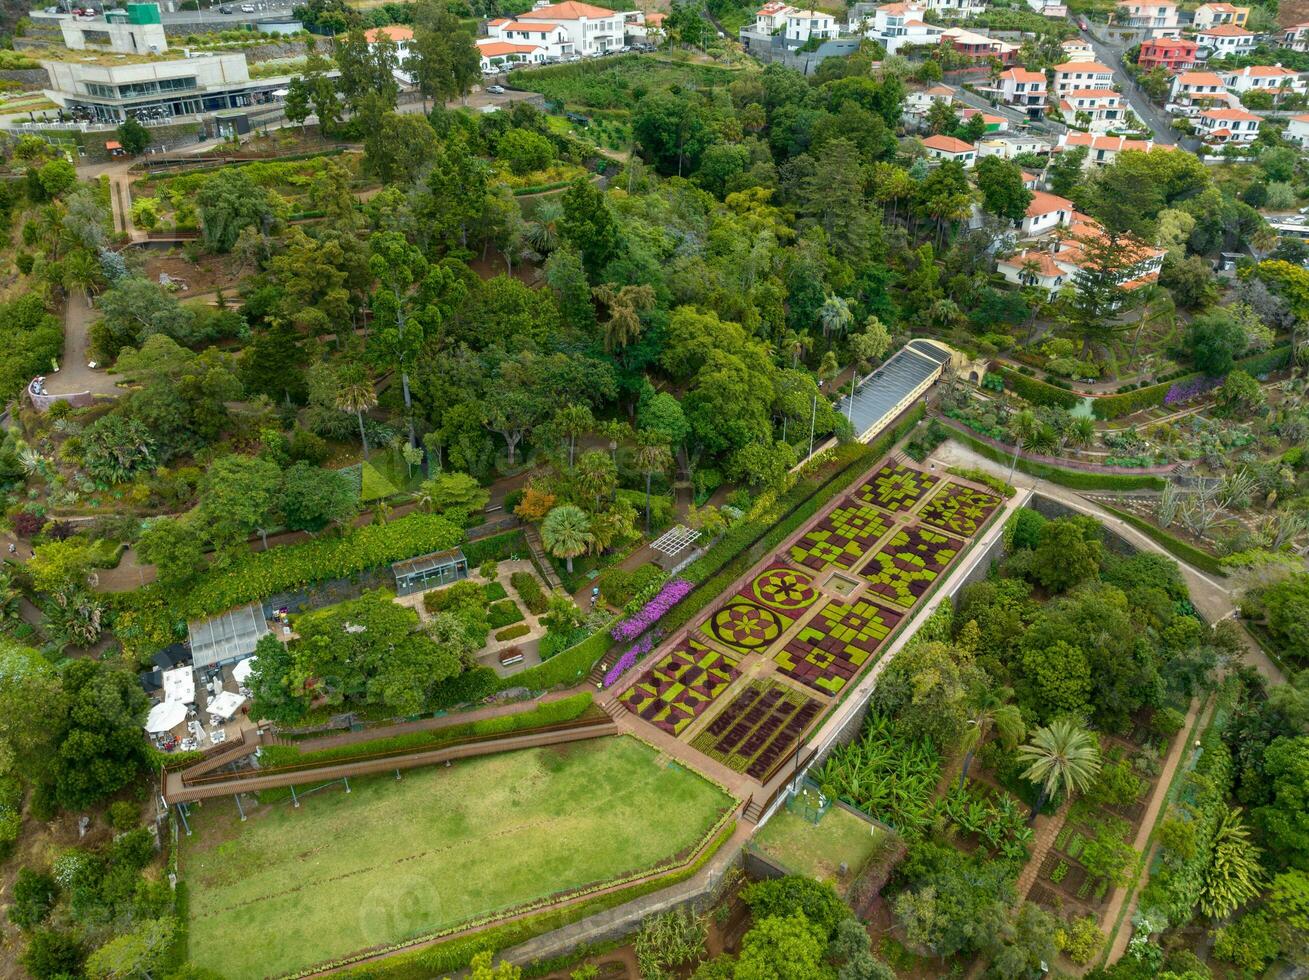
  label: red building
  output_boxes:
[1137,37,1197,72]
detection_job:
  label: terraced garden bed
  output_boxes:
[700,596,793,655]
[692,678,821,780]
[852,462,940,513]
[774,598,901,696]
[787,499,893,572]
[862,525,962,610]
[916,482,1003,538]
[740,563,821,617]
[618,638,740,736]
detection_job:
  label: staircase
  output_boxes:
[743,797,764,822]
[523,526,564,592]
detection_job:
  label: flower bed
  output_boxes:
[699,596,793,655]
[916,482,1003,538]
[603,633,654,688]
[774,598,901,696]
[853,462,940,513]
[617,638,740,735]
[610,578,693,643]
[740,563,819,616]
[691,678,820,780]
[862,524,962,610]
[1163,375,1221,407]
[787,499,893,572]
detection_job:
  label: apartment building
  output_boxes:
[1137,37,1197,71]
[995,66,1047,117]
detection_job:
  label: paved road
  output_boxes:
[1077,26,1180,145]
[43,0,296,27]
[47,289,122,399]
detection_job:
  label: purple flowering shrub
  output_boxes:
[603,633,655,687]
[610,578,693,643]
[1164,376,1220,407]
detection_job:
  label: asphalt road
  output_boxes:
[44,0,296,26]
[1077,25,1180,144]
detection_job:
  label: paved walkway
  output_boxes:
[45,289,122,400]
[1016,799,1072,901]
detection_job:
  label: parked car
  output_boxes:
[487,84,505,94]
[219,4,233,11]
[240,3,254,12]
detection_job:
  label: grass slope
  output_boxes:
[182,737,732,979]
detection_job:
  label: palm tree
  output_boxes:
[553,403,594,469]
[782,329,812,368]
[817,351,840,387]
[525,200,563,255]
[1007,408,1040,483]
[63,250,103,306]
[1066,416,1096,458]
[540,505,593,574]
[959,687,1025,788]
[1017,719,1102,821]
[633,438,673,533]
[335,372,377,458]
[818,295,853,340]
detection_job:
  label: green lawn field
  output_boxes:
[752,803,883,897]
[182,737,733,978]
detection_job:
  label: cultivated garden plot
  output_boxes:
[852,462,941,513]
[862,525,963,610]
[699,596,794,656]
[916,482,1004,538]
[741,562,821,617]
[787,499,894,572]
[618,638,741,736]
[774,598,902,696]
[691,678,822,781]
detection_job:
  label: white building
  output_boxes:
[1059,89,1124,129]
[784,9,838,41]
[902,83,955,120]
[60,8,167,53]
[1192,2,1249,29]
[859,2,943,53]
[998,218,1165,299]
[1170,69,1229,104]
[1020,190,1074,237]
[485,18,573,58]
[1286,113,1309,146]
[976,132,1052,159]
[1051,61,1115,96]
[1282,22,1309,51]
[754,1,794,33]
[1025,0,1068,17]
[1221,65,1306,98]
[927,0,988,18]
[1113,0,1179,33]
[1195,24,1255,57]
[921,133,977,167]
[1195,105,1261,142]
[364,25,415,84]
[995,66,1047,116]
[477,38,549,69]
[1060,38,1095,61]
[1056,131,1175,165]
[515,1,626,57]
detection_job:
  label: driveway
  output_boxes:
[1078,26,1180,145]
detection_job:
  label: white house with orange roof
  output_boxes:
[902,82,955,120]
[784,9,838,41]
[1169,69,1229,104]
[995,66,1047,117]
[1282,23,1309,51]
[1059,89,1124,129]
[1195,105,1261,142]
[859,2,944,53]
[514,1,627,56]
[1287,113,1309,146]
[1113,0,1179,33]
[1195,23,1254,57]
[921,134,977,167]
[1019,190,1074,237]
[1060,38,1095,60]
[1051,61,1115,96]
[485,17,572,58]
[1221,65,1306,98]
[754,1,794,33]
[1056,131,1175,166]
[1192,2,1248,29]
[477,38,550,69]
[363,25,415,83]
[998,217,1165,299]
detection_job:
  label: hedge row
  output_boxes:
[258,694,597,769]
[1096,504,1227,577]
[996,366,1080,410]
[502,626,612,692]
[327,818,738,979]
[1092,345,1292,420]
[462,529,527,568]
[941,424,1166,491]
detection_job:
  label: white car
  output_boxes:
[487,84,505,94]
[240,3,254,11]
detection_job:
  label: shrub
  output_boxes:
[511,571,548,614]
[483,581,508,603]
[424,579,485,615]
[428,666,499,709]
[1056,915,1102,965]
[945,466,1015,498]
[996,366,1080,409]
[1151,706,1186,740]
[487,599,525,629]
[495,623,531,642]
[461,529,526,567]
[597,562,664,607]
[9,867,58,931]
[107,800,138,831]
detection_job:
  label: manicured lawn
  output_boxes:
[753,802,884,895]
[182,737,733,979]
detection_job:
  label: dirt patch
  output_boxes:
[1280,0,1309,27]
[142,251,246,298]
[466,254,543,286]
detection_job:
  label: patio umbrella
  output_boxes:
[145,700,187,734]
[232,657,256,684]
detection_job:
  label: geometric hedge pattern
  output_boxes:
[691,678,821,780]
[917,482,1003,538]
[788,500,892,572]
[618,638,740,736]
[863,525,962,610]
[775,598,903,696]
[700,597,793,655]
[853,462,940,513]
[741,563,819,616]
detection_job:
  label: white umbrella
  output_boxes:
[232,657,256,684]
[145,700,187,734]
[208,691,247,722]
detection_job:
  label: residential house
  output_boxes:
[784,9,838,41]
[998,217,1165,298]
[1020,190,1075,236]
[1113,0,1179,33]
[1060,38,1095,60]
[995,66,1047,117]
[941,26,1018,62]
[1137,37,1197,71]
[1195,105,1261,142]
[1026,0,1069,18]
[1195,24,1255,57]
[477,38,548,68]
[623,10,665,42]
[902,82,955,120]
[996,249,1071,297]
[1221,65,1306,99]
[754,1,793,33]
[1059,89,1124,129]
[1191,2,1248,29]
[858,2,943,53]
[1282,22,1309,51]
[927,0,987,18]
[921,133,978,166]
[485,18,572,58]
[1169,69,1228,104]
[961,106,1009,131]
[516,1,626,56]
[976,132,1053,159]
[1286,113,1309,146]
[1051,61,1115,96]
[363,25,415,83]
[1056,131,1175,165]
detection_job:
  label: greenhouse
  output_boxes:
[392,548,469,595]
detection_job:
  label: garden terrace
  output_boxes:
[691,678,822,781]
[861,525,962,610]
[617,638,740,736]
[775,598,902,696]
[750,795,888,898]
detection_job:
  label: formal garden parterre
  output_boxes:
[917,482,1004,538]
[775,598,902,696]
[617,638,740,736]
[853,462,941,513]
[690,678,822,781]
[787,500,894,572]
[862,525,962,610]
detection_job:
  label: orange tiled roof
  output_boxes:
[520,1,616,18]
[922,134,974,153]
[364,25,413,42]
[1199,23,1252,34]
[1026,190,1074,217]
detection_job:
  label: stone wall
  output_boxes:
[0,68,51,89]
